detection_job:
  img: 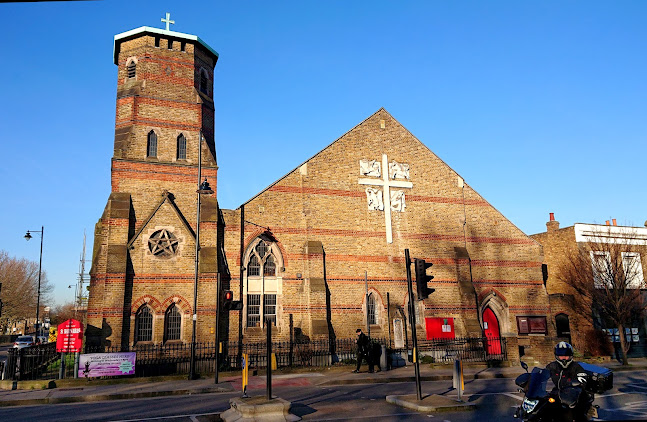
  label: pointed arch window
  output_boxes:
[164,304,182,342]
[147,130,157,158]
[245,238,281,327]
[367,293,377,325]
[135,305,153,343]
[127,60,136,79]
[177,134,187,160]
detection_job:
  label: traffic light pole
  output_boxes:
[405,248,422,401]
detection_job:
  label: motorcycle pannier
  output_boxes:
[579,362,613,393]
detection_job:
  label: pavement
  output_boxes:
[1,351,646,409]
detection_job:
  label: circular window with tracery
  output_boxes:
[148,229,179,258]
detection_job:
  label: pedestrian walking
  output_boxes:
[353,328,374,373]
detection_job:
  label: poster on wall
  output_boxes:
[393,318,404,349]
[79,352,136,378]
[425,317,455,340]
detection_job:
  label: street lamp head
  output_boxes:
[197,178,214,195]
[24,231,32,241]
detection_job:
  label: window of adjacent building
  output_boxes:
[164,304,181,342]
[516,316,547,335]
[154,37,160,48]
[591,251,612,288]
[200,70,208,95]
[181,42,186,52]
[127,60,136,79]
[622,252,645,289]
[245,237,281,328]
[168,40,173,50]
[147,130,158,158]
[176,134,187,160]
[604,327,640,343]
[135,305,153,342]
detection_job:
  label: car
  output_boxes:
[13,336,35,349]
[36,336,48,344]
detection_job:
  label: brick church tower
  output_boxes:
[87,20,222,347]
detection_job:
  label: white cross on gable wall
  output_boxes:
[359,154,413,244]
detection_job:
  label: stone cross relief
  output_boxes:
[359,154,413,243]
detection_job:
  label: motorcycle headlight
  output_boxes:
[522,398,539,413]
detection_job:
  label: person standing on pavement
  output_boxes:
[353,328,374,373]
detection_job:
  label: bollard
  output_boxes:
[452,358,464,402]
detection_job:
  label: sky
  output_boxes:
[1,1,646,306]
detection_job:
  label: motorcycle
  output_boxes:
[513,361,599,422]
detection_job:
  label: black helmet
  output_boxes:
[555,341,574,368]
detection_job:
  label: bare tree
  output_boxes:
[50,302,77,326]
[0,250,52,334]
[557,228,646,365]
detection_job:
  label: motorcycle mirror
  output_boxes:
[520,361,528,372]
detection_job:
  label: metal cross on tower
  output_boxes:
[161,12,175,31]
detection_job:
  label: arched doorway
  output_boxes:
[555,313,571,343]
[483,307,501,355]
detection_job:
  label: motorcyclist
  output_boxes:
[546,342,593,421]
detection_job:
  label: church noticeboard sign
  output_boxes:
[56,319,83,353]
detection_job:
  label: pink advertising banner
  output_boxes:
[79,352,136,378]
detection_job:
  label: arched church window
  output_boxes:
[367,293,377,325]
[177,134,187,160]
[264,255,276,276]
[164,304,181,342]
[200,70,208,95]
[127,60,136,79]
[248,255,260,277]
[147,130,158,158]
[135,305,153,343]
[245,237,281,328]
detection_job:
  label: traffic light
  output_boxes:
[414,258,435,300]
[222,290,243,311]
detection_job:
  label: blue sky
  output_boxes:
[2,1,645,305]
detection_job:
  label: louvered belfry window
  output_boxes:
[127,61,136,79]
[147,130,157,157]
[164,304,181,341]
[367,294,377,325]
[177,134,187,160]
[135,306,153,342]
[200,70,208,94]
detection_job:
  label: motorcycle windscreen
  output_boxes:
[559,386,581,408]
[526,367,551,400]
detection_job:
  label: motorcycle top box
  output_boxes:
[579,362,613,394]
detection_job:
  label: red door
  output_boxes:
[483,308,501,355]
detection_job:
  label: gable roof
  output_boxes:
[234,108,539,245]
[127,191,195,248]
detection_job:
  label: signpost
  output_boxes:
[56,319,83,379]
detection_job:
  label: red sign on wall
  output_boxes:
[425,317,455,340]
[56,319,83,353]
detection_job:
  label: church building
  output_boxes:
[88,20,555,363]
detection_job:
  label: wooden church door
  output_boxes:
[483,307,502,355]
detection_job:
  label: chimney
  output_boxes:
[546,212,560,232]
[605,220,610,226]
[612,218,617,226]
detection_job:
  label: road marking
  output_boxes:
[307,413,420,421]
[502,392,523,401]
[109,412,220,422]
[627,383,647,390]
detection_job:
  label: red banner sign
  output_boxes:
[56,319,83,353]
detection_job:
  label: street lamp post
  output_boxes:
[189,132,214,380]
[24,226,44,339]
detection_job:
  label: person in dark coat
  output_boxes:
[353,329,373,373]
[546,342,593,422]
